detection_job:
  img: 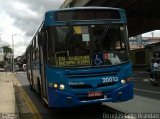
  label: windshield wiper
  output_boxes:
[97,22,112,45]
[66,21,75,34]
[66,21,80,41]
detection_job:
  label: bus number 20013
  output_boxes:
[102,77,119,83]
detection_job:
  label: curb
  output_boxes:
[12,73,43,119]
[11,73,20,119]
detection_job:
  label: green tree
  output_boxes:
[3,46,13,61]
[0,61,5,68]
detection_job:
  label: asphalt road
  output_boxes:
[15,71,160,119]
[132,71,160,100]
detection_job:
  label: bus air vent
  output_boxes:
[66,70,119,78]
[97,82,117,87]
[69,84,92,89]
[79,96,104,101]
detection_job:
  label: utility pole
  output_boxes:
[12,34,17,73]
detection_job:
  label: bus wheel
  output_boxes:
[29,77,33,91]
[151,81,158,86]
[93,102,102,106]
[38,79,42,97]
[30,85,33,90]
[42,100,49,108]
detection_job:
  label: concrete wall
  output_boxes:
[60,0,90,8]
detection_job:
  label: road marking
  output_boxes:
[143,79,149,82]
[13,75,43,119]
[18,84,21,87]
[132,78,149,82]
[134,88,160,94]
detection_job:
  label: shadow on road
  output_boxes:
[42,104,122,119]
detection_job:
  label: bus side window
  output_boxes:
[32,38,36,61]
[35,34,39,60]
[42,30,49,62]
[31,42,34,61]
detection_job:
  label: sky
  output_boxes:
[0,0,160,58]
[0,0,64,57]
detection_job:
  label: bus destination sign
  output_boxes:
[56,9,120,21]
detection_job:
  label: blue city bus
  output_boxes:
[26,7,133,108]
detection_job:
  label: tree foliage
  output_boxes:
[0,61,5,68]
[3,46,13,54]
[2,46,13,61]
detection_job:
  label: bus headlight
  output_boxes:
[53,83,58,89]
[121,80,126,84]
[60,84,65,90]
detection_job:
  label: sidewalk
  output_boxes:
[0,72,16,114]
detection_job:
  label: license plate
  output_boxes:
[88,92,102,97]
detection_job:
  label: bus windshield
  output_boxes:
[47,24,129,67]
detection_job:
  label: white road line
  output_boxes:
[132,78,149,82]
[134,88,160,94]
[132,78,137,79]
[143,79,149,82]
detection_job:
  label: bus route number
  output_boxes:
[102,77,119,83]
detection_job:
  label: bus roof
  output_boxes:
[46,7,124,14]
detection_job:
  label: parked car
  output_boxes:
[23,64,26,71]
[0,68,4,72]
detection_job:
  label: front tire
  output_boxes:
[28,75,33,91]
[37,79,42,97]
[149,78,158,86]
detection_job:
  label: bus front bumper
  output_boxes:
[48,83,133,108]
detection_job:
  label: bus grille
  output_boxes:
[69,84,92,89]
[97,82,117,87]
[66,70,119,78]
[69,82,116,89]
[79,96,104,101]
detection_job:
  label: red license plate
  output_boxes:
[88,92,102,97]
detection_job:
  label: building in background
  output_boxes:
[129,36,160,50]
[0,47,4,61]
